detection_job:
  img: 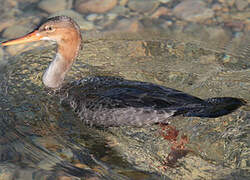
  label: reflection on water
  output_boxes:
[0,0,250,179]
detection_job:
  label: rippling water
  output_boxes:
[0,0,250,179]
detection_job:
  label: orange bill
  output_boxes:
[1,30,42,46]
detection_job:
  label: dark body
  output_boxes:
[60,76,245,127]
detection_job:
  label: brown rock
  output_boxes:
[173,0,214,22]
[151,7,170,19]
[235,0,249,11]
[212,3,223,11]
[38,0,68,14]
[129,20,143,32]
[119,0,128,6]
[224,21,245,31]
[75,0,117,14]
[114,19,144,32]
[128,0,159,14]
[224,0,235,7]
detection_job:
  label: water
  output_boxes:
[0,0,249,179]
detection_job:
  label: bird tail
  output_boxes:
[183,97,246,118]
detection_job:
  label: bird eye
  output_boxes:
[45,26,53,31]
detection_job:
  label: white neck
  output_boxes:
[42,53,72,89]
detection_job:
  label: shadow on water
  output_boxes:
[0,29,249,179]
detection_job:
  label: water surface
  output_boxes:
[0,0,249,179]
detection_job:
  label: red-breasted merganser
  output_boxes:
[0,16,245,126]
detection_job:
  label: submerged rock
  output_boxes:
[173,0,214,22]
[38,0,69,14]
[75,0,117,14]
[113,19,144,32]
[151,7,170,19]
[235,0,249,11]
[127,0,159,14]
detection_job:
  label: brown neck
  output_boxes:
[42,32,82,89]
[58,31,82,64]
